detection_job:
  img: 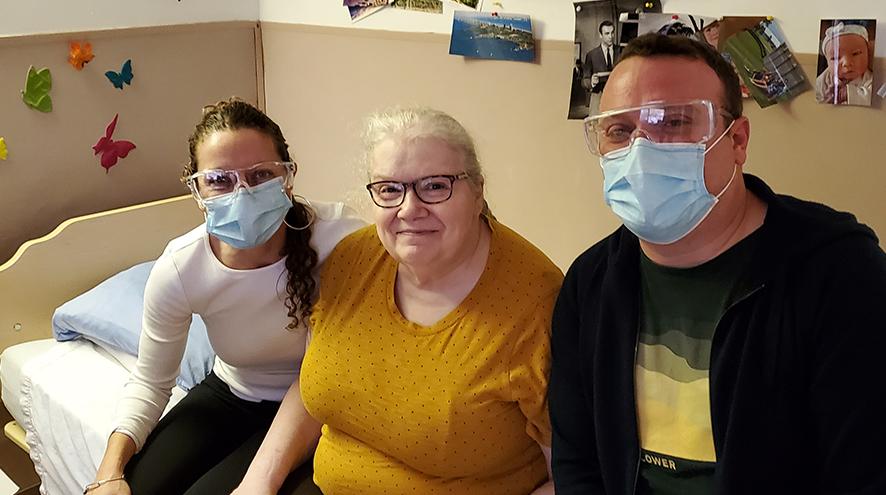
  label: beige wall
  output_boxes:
[742,53,886,244]
[263,23,885,271]
[0,22,260,264]
[262,23,617,270]
[5,22,882,270]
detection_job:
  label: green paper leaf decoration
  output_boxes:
[22,66,53,113]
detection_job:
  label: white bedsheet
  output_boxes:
[1,339,58,425]
[1,339,185,495]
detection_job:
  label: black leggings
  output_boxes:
[125,372,320,495]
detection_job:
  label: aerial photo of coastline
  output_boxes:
[449,11,535,62]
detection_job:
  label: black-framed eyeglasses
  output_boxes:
[365,173,470,208]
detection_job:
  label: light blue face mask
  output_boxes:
[202,177,292,249]
[601,125,736,245]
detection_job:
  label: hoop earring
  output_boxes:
[283,194,316,231]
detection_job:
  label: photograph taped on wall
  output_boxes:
[699,18,752,99]
[449,11,535,63]
[617,12,718,45]
[345,0,390,22]
[452,0,483,9]
[816,19,876,107]
[392,0,442,14]
[721,17,808,108]
[570,0,618,120]
[622,13,755,100]
[639,13,717,40]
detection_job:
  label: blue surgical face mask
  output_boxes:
[600,124,736,245]
[202,177,292,249]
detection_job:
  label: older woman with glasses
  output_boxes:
[294,107,562,494]
[88,98,364,495]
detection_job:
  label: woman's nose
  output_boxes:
[397,187,427,218]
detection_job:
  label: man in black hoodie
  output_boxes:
[550,33,886,494]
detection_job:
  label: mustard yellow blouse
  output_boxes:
[301,222,563,494]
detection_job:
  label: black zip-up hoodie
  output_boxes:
[550,174,886,494]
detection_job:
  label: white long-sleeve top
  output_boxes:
[114,201,366,450]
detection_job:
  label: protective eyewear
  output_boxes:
[366,173,470,208]
[583,99,734,157]
[182,161,296,201]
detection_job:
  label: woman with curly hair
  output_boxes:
[87,98,364,495]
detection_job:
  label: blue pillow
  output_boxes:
[52,261,215,390]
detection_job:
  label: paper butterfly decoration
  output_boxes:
[105,59,134,90]
[0,137,8,161]
[68,41,95,70]
[93,114,136,172]
[22,66,53,113]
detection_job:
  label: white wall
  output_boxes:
[259,0,576,41]
[6,0,885,53]
[0,0,258,37]
[663,0,886,55]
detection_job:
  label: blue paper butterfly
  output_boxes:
[105,59,134,90]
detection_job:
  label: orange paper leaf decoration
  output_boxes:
[68,41,95,70]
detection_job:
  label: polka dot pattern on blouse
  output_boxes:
[301,222,563,495]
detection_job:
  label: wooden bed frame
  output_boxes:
[0,195,203,451]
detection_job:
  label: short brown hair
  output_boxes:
[618,33,743,119]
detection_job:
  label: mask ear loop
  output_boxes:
[704,119,736,155]
[714,163,738,199]
[283,194,316,231]
[706,119,739,199]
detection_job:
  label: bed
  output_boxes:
[0,196,205,494]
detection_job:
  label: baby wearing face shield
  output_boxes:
[815,22,874,106]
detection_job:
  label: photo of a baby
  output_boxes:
[816,20,876,106]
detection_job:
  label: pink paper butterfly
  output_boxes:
[93,114,136,172]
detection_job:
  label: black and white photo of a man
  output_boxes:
[568,0,619,119]
[567,1,661,119]
[583,20,620,116]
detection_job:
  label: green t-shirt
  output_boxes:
[635,231,759,495]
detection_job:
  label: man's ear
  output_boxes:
[730,116,751,167]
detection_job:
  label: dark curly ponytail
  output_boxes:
[185,97,318,330]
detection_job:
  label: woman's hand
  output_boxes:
[86,478,131,495]
[235,345,321,495]
[91,433,136,495]
[230,480,275,495]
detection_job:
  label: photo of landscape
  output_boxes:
[392,0,443,14]
[345,0,390,22]
[453,0,482,9]
[449,11,535,63]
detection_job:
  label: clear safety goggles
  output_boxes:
[182,161,295,202]
[583,99,734,157]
